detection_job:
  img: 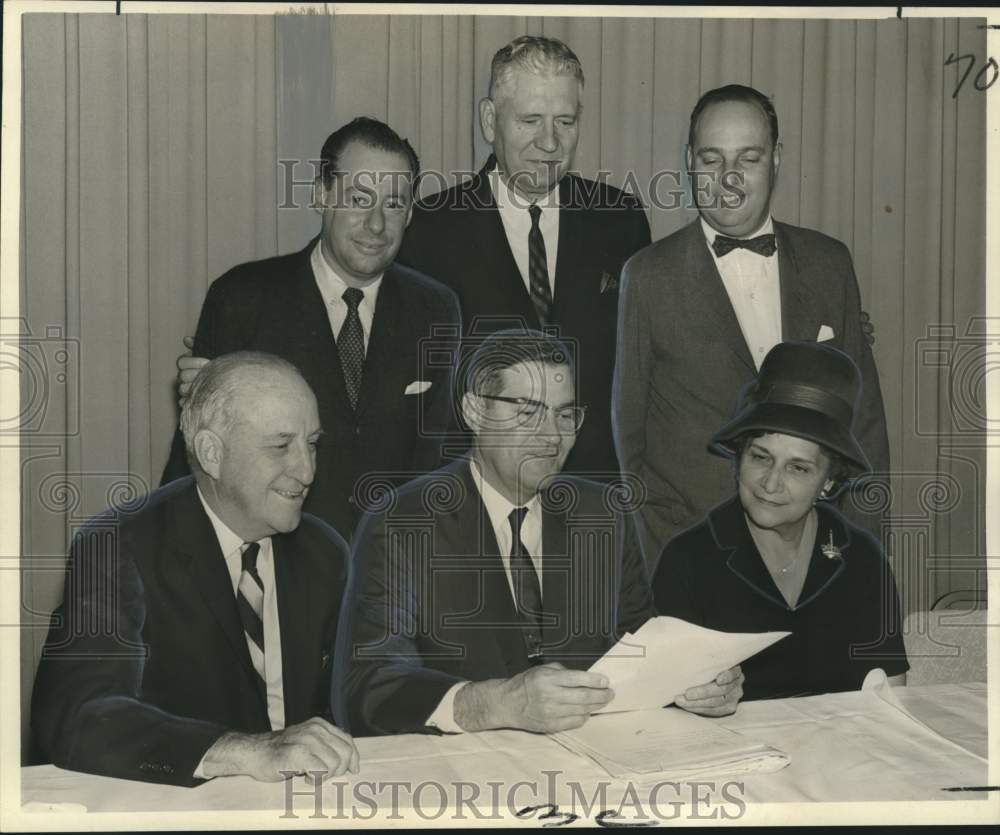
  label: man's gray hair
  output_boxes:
[180,351,303,471]
[489,35,584,101]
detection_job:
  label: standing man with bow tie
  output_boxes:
[397,35,651,481]
[613,84,889,572]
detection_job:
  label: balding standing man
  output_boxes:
[398,35,651,480]
[614,84,889,571]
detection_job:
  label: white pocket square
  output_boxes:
[817,325,835,342]
[404,380,432,395]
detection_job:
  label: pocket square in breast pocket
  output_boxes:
[816,325,835,342]
[599,270,619,294]
[405,380,432,395]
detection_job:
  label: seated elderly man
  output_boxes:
[335,330,744,736]
[32,352,358,786]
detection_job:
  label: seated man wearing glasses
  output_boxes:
[335,330,743,736]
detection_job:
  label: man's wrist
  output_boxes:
[453,678,508,732]
[198,730,259,779]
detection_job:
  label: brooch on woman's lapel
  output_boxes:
[820,529,841,560]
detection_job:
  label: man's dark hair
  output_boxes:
[688,84,779,150]
[464,329,576,399]
[318,116,420,187]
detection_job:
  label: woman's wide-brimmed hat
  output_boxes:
[710,340,871,475]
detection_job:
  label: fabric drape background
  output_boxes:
[18,12,987,759]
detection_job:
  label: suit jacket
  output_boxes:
[397,158,651,479]
[161,240,462,538]
[31,476,349,787]
[613,219,891,572]
[334,457,655,736]
[652,495,909,700]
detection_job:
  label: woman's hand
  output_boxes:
[674,665,745,717]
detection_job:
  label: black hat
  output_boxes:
[710,341,871,475]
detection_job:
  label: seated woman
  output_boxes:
[652,341,908,701]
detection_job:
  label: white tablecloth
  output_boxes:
[17,682,990,821]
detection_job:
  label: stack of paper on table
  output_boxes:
[590,616,790,713]
[554,708,790,780]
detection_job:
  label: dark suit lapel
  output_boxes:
[472,159,542,331]
[685,222,756,373]
[172,487,264,692]
[552,175,590,322]
[273,534,313,723]
[291,240,353,420]
[355,266,403,416]
[539,496,571,651]
[775,222,823,343]
[450,460,536,674]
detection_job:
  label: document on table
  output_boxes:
[591,616,790,713]
[554,708,790,780]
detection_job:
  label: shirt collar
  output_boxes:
[310,239,384,307]
[468,456,541,536]
[701,215,774,246]
[196,486,261,559]
[488,166,560,213]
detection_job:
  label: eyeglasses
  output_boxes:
[475,394,587,432]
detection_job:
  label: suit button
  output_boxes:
[354,427,361,437]
[348,497,356,506]
[139,762,151,772]
[163,765,174,774]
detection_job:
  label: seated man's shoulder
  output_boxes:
[354,462,470,535]
[290,512,351,569]
[539,473,617,516]
[72,476,197,553]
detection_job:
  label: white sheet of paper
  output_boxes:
[590,616,790,713]
[555,708,790,779]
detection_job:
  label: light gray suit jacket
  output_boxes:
[612,219,890,571]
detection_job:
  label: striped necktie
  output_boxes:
[527,204,553,325]
[237,542,266,695]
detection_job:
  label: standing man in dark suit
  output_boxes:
[32,353,358,786]
[163,118,462,538]
[613,85,890,571]
[397,36,651,480]
[336,331,743,737]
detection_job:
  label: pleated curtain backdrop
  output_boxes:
[18,11,986,759]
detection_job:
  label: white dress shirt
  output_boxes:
[701,216,782,371]
[489,170,560,297]
[310,240,382,350]
[425,457,544,733]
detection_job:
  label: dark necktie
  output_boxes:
[338,287,365,410]
[236,542,267,699]
[508,506,544,660]
[711,232,777,258]
[527,204,553,325]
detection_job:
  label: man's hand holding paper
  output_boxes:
[590,617,790,715]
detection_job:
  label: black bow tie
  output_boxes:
[712,233,777,258]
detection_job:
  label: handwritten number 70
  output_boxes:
[946,53,998,98]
